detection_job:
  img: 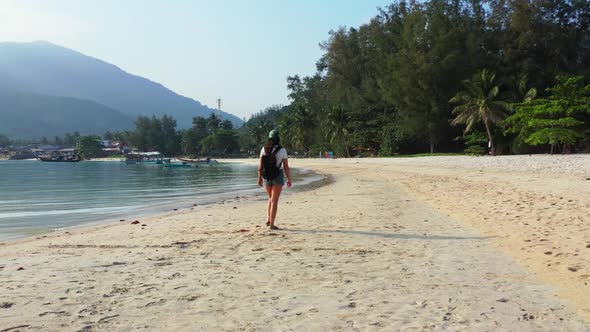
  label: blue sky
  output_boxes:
[0,0,392,119]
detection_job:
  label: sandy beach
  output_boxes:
[1,155,589,331]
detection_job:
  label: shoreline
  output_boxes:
[1,156,589,330]
[0,162,328,244]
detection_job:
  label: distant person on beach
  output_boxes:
[258,129,291,230]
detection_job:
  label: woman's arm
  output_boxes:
[257,157,264,186]
[283,159,292,187]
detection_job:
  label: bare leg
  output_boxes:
[265,185,272,225]
[269,185,283,228]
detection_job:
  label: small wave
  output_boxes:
[0,206,142,219]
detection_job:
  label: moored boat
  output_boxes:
[37,149,80,162]
[38,156,81,162]
[124,151,165,164]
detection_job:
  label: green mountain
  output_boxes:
[0,41,242,138]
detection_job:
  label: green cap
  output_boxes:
[268,129,279,139]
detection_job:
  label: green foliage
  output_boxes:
[280,104,317,156]
[130,114,181,156]
[209,129,240,155]
[504,72,538,103]
[463,131,488,147]
[160,115,181,157]
[321,24,389,154]
[238,105,286,153]
[379,117,406,157]
[181,129,200,156]
[221,120,234,130]
[75,135,102,159]
[464,145,487,156]
[206,113,221,133]
[383,0,481,152]
[307,144,325,158]
[240,0,590,156]
[504,75,590,152]
[325,107,351,157]
[102,130,132,143]
[181,113,241,157]
[199,135,215,156]
[525,127,582,146]
[457,131,488,155]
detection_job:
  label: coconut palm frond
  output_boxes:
[464,113,479,133]
[451,103,471,115]
[523,87,537,102]
[487,85,500,100]
[449,92,468,105]
[463,80,483,99]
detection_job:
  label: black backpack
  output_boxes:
[261,145,283,180]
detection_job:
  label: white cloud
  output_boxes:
[0,0,87,42]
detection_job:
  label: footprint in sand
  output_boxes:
[179,295,201,302]
[567,265,582,272]
[411,300,428,309]
[39,311,70,317]
[144,299,166,307]
[0,302,15,309]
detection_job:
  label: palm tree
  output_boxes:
[255,119,272,144]
[325,107,351,157]
[506,72,537,103]
[281,104,315,156]
[450,69,512,156]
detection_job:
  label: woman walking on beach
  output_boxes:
[258,129,291,230]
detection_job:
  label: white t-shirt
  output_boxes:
[260,146,288,168]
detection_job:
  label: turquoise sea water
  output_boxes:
[0,160,305,240]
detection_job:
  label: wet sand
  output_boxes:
[0,156,588,331]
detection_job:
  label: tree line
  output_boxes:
[3,1,589,158]
[239,0,590,156]
[100,113,239,158]
[1,113,241,159]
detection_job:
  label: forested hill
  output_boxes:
[0,91,134,138]
[0,41,242,138]
[244,0,589,157]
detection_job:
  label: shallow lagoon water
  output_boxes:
[0,160,307,240]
